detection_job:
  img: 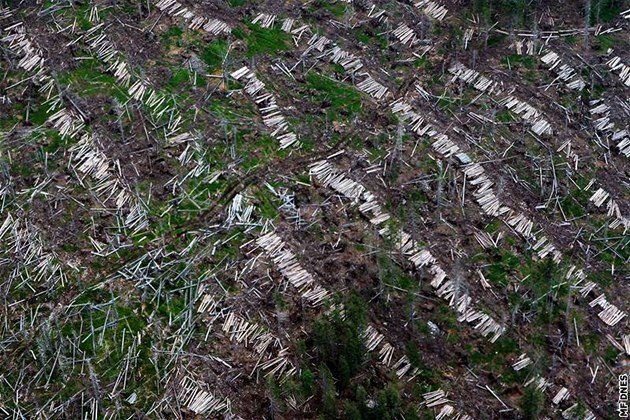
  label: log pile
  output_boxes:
[254,231,330,305]
[448,62,553,136]
[154,0,231,35]
[589,99,630,158]
[606,54,630,86]
[539,49,586,91]
[393,23,419,46]
[231,66,299,149]
[309,160,505,342]
[0,213,66,287]
[415,1,448,21]
[589,294,627,327]
[391,90,563,264]
[178,377,231,416]
[252,13,276,28]
[0,20,149,232]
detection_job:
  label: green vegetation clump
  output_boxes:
[591,0,627,22]
[161,26,183,45]
[595,34,617,51]
[57,59,118,97]
[297,292,424,417]
[520,385,545,419]
[233,23,290,58]
[306,72,363,120]
[167,68,191,89]
[502,54,536,70]
[471,0,538,25]
[201,39,228,70]
[311,292,366,389]
[471,0,627,26]
[324,2,349,17]
[485,249,520,286]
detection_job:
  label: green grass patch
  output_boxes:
[502,54,536,70]
[496,110,514,123]
[559,195,585,218]
[520,384,545,419]
[28,104,54,125]
[201,39,228,70]
[160,25,183,45]
[436,96,461,111]
[324,2,348,17]
[355,29,371,44]
[486,33,506,47]
[206,97,257,121]
[413,56,431,69]
[167,68,191,89]
[240,134,287,170]
[58,59,118,97]
[521,258,561,299]
[235,23,290,58]
[596,34,617,51]
[565,35,578,45]
[167,68,206,90]
[43,131,66,153]
[306,72,363,120]
[254,188,280,219]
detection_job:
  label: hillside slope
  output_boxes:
[0,0,629,418]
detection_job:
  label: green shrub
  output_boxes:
[502,54,536,70]
[312,315,364,389]
[310,292,367,389]
[300,369,315,396]
[374,384,403,419]
[320,365,338,418]
[405,341,422,369]
[344,401,362,419]
[520,385,545,419]
[592,0,626,23]
[201,39,228,70]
